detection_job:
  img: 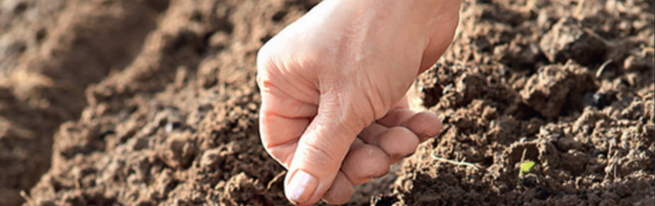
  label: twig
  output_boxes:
[583,27,612,46]
[595,59,613,78]
[266,171,286,191]
[20,190,34,205]
[430,151,482,170]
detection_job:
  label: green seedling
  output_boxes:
[517,149,537,187]
[519,160,536,179]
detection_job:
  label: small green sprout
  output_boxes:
[517,149,537,187]
[519,160,536,178]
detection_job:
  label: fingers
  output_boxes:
[340,139,390,185]
[375,95,421,127]
[358,123,387,143]
[376,127,420,163]
[259,114,308,166]
[258,81,318,166]
[322,172,354,205]
[393,95,411,109]
[261,85,440,205]
[322,111,437,204]
[359,125,419,162]
[359,110,440,165]
[284,94,369,205]
[376,108,416,127]
[401,112,442,142]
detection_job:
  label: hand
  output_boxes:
[257,0,461,204]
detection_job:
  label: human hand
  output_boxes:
[257,0,461,204]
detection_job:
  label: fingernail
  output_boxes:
[285,170,318,204]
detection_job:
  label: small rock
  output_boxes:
[520,63,597,119]
[583,91,616,109]
[540,16,607,66]
[557,136,582,151]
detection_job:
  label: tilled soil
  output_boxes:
[0,0,652,205]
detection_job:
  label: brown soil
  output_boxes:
[0,0,652,205]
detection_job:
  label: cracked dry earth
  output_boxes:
[0,0,653,205]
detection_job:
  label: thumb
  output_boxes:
[284,93,369,205]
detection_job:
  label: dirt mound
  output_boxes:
[1,0,164,205]
[18,0,329,205]
[389,0,654,205]
[0,0,652,205]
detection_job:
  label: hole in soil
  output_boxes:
[482,156,494,167]
[536,187,551,200]
[514,103,545,121]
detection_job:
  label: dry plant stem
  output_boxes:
[583,27,612,46]
[517,148,528,187]
[266,171,287,191]
[595,59,613,78]
[19,190,33,205]
[430,151,482,170]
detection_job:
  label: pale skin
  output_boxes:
[257,0,462,205]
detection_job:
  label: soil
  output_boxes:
[0,0,652,205]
